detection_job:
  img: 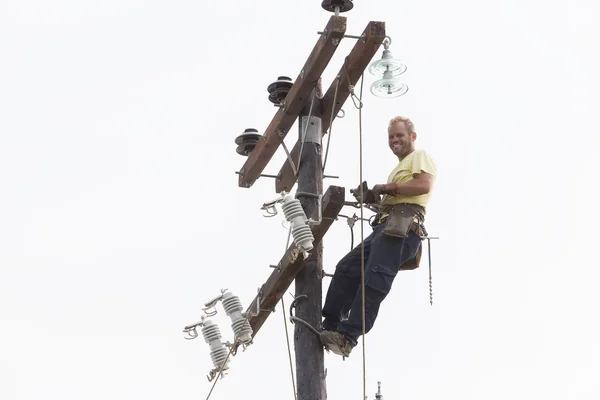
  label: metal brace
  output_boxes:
[295,191,322,226]
[317,31,366,42]
[245,287,262,318]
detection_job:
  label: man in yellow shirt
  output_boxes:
[320,116,437,357]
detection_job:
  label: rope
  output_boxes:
[356,72,367,400]
[281,297,297,400]
[282,226,298,400]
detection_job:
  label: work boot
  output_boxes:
[320,330,356,358]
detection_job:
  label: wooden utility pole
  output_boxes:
[294,91,326,399]
[231,5,387,400]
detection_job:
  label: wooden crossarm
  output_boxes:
[241,185,345,342]
[275,21,386,193]
[237,16,347,189]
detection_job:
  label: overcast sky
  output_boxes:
[1,0,599,399]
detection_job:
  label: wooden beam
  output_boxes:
[240,185,345,345]
[237,16,346,188]
[275,21,386,193]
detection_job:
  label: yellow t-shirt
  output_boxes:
[380,149,437,211]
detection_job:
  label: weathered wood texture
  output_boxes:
[237,16,346,188]
[275,21,386,193]
[294,101,325,400]
[241,185,345,342]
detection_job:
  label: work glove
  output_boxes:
[372,184,395,196]
[371,184,387,196]
[350,181,380,204]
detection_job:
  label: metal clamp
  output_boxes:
[261,191,288,217]
[202,288,228,316]
[288,295,321,338]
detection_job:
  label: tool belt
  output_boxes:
[372,203,426,271]
[372,203,425,238]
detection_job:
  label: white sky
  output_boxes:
[1,0,599,399]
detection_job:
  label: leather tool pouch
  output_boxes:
[382,204,424,238]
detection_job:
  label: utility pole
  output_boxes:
[294,89,326,400]
[226,3,389,399]
[184,3,414,398]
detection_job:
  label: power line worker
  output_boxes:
[320,116,437,357]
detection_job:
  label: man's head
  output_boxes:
[387,116,417,159]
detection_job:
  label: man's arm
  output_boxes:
[373,171,434,196]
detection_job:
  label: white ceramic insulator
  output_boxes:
[282,195,314,252]
[202,320,230,372]
[222,292,253,344]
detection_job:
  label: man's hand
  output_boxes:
[372,173,434,197]
[371,184,393,196]
[372,184,387,196]
[350,181,380,204]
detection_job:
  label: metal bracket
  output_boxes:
[289,247,301,264]
[289,294,321,338]
[202,288,227,316]
[296,191,323,226]
[260,191,288,217]
[244,287,263,318]
[235,171,280,180]
[182,318,205,340]
[317,31,366,42]
[281,141,298,176]
[300,115,322,145]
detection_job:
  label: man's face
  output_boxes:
[388,122,415,158]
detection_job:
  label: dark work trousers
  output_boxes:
[322,222,421,342]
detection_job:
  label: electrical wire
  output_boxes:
[356,73,367,400]
[204,226,298,400]
[282,226,298,400]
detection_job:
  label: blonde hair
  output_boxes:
[388,116,415,133]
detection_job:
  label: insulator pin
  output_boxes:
[235,128,262,156]
[267,76,293,105]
